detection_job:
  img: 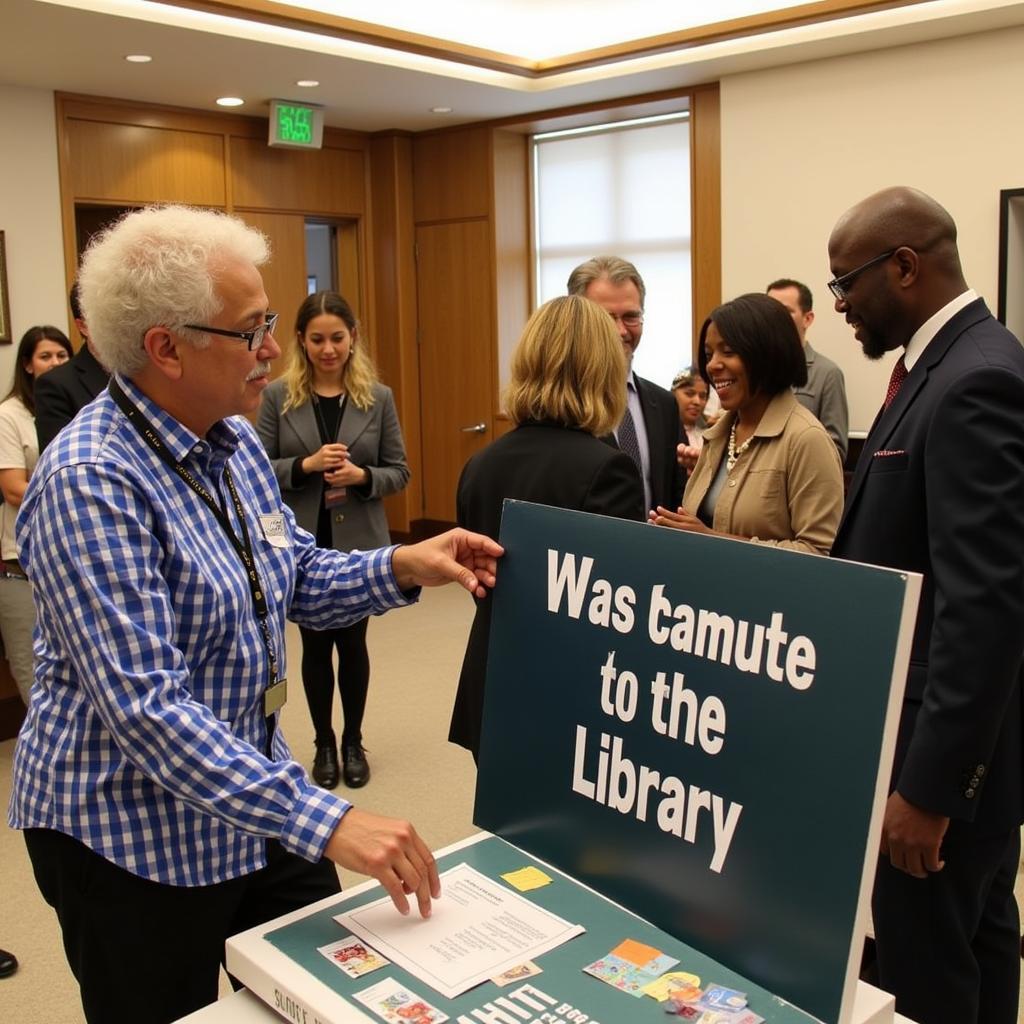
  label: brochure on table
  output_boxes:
[226,831,822,1024]
[475,502,921,1024]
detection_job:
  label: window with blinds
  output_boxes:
[532,113,692,391]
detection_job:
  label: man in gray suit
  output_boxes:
[767,278,849,462]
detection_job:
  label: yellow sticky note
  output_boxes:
[501,866,553,892]
[641,972,702,1001]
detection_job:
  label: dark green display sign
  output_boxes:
[475,501,920,1024]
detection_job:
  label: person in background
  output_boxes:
[766,278,849,462]
[0,325,73,704]
[829,186,1024,1024]
[567,256,684,514]
[0,324,72,986]
[7,204,502,1024]
[651,293,843,555]
[671,366,709,474]
[35,282,110,452]
[451,295,645,762]
[257,291,410,790]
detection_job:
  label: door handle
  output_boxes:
[460,423,487,434]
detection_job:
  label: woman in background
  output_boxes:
[671,366,709,474]
[0,325,73,705]
[451,295,645,762]
[652,293,842,555]
[257,292,410,789]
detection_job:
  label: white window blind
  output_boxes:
[533,116,692,391]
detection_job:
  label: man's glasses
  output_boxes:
[607,311,644,328]
[183,312,279,351]
[827,251,896,302]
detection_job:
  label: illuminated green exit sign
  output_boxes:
[268,100,324,149]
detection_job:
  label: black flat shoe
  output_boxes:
[342,742,370,788]
[312,743,340,789]
[0,947,18,978]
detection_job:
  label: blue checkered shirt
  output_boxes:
[7,376,414,885]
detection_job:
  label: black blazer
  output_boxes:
[832,299,1024,833]
[603,374,684,513]
[35,345,110,452]
[449,421,645,757]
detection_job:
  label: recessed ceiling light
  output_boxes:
[216,97,245,107]
[125,54,152,63]
[296,80,319,88]
[430,106,453,114]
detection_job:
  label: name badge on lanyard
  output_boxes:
[263,678,288,717]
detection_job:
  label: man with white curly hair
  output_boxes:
[7,205,502,1024]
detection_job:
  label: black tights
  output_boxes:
[299,618,370,748]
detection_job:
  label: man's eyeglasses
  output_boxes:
[827,251,897,302]
[607,312,644,328]
[183,312,279,351]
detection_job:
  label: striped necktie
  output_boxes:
[617,403,642,471]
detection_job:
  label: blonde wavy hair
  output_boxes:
[283,291,378,413]
[504,295,626,436]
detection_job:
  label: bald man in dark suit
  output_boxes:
[829,187,1024,1024]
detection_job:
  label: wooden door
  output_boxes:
[416,220,494,523]
[236,211,308,380]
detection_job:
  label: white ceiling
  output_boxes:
[1,0,1023,132]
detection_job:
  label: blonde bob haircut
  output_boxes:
[503,295,626,437]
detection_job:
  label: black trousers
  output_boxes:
[872,825,1020,1024]
[24,828,340,1024]
[300,617,370,747]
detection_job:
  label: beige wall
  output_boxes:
[0,85,67,385]
[720,26,1024,433]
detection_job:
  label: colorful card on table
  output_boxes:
[317,935,389,978]
[352,977,449,1024]
[500,866,553,892]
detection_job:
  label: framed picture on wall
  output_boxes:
[0,232,10,345]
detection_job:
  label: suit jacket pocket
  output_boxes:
[869,452,909,473]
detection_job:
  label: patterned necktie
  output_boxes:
[617,403,642,471]
[883,355,908,410]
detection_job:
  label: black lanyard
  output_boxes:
[108,379,280,686]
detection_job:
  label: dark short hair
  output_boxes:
[69,281,83,321]
[7,325,74,414]
[697,293,807,396]
[766,278,813,313]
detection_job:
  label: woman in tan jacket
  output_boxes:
[651,293,843,555]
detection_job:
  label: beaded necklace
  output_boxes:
[727,421,755,473]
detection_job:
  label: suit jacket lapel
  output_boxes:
[840,298,991,523]
[282,401,322,455]
[340,400,372,448]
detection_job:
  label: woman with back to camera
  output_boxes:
[450,294,646,762]
[0,325,73,706]
[257,291,410,789]
[651,293,842,555]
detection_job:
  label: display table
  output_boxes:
[217,832,901,1024]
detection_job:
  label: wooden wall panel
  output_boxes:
[369,135,419,535]
[491,129,530,409]
[235,211,308,380]
[66,120,226,206]
[230,137,365,215]
[691,84,721,357]
[413,127,491,223]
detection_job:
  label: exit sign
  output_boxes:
[268,100,324,149]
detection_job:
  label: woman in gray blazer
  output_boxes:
[257,292,410,789]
